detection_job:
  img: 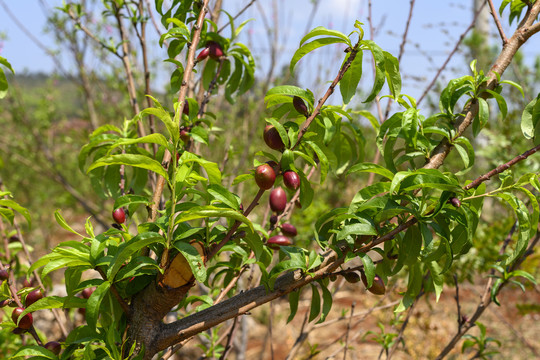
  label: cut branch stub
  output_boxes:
[158,241,206,289]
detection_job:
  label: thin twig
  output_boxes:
[454,274,464,332]
[435,228,539,359]
[387,291,423,359]
[464,143,540,190]
[342,302,356,360]
[366,0,386,186]
[487,0,508,45]
[217,0,257,33]
[417,2,487,105]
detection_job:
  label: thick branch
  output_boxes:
[424,1,540,170]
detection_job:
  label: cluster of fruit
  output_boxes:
[0,271,62,355]
[253,99,311,250]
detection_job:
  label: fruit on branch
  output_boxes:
[11,307,33,329]
[197,47,210,61]
[343,272,361,283]
[263,125,285,151]
[267,235,292,249]
[180,128,190,143]
[182,101,189,116]
[449,197,461,208]
[81,287,96,299]
[280,223,297,237]
[269,214,278,225]
[22,278,35,288]
[269,187,287,213]
[112,208,126,224]
[255,164,276,190]
[25,289,44,307]
[283,170,300,190]
[0,269,8,281]
[0,299,11,308]
[207,41,224,59]
[361,273,386,295]
[44,341,62,356]
[293,96,309,116]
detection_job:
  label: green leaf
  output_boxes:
[106,232,166,280]
[287,289,300,323]
[358,253,375,287]
[361,40,386,103]
[473,98,489,137]
[308,284,321,322]
[114,195,150,210]
[173,241,207,282]
[54,210,84,237]
[13,345,57,359]
[290,37,347,74]
[87,154,169,180]
[108,134,171,153]
[484,89,508,119]
[86,280,111,330]
[383,51,401,99]
[299,170,314,209]
[340,50,363,104]
[521,95,540,141]
[337,222,377,240]
[453,136,475,175]
[141,96,178,143]
[317,284,333,323]
[265,85,315,107]
[0,199,31,228]
[266,118,290,148]
[305,141,329,183]
[299,26,350,47]
[232,173,253,185]
[207,184,240,210]
[500,79,524,97]
[182,154,222,184]
[174,205,253,231]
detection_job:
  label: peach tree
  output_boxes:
[1,0,540,359]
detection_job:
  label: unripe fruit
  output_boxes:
[112,208,126,224]
[182,101,189,116]
[0,269,8,281]
[12,307,33,329]
[207,41,224,59]
[293,96,309,116]
[263,125,285,151]
[254,164,276,190]
[44,341,62,356]
[344,272,361,283]
[22,278,35,288]
[449,197,461,208]
[269,187,287,213]
[281,223,297,237]
[81,287,95,299]
[283,170,300,190]
[197,47,210,61]
[180,129,190,143]
[267,235,292,249]
[361,273,386,295]
[25,289,44,307]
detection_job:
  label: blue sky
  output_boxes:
[1,1,540,102]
